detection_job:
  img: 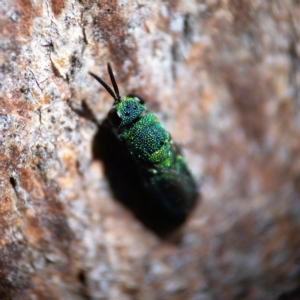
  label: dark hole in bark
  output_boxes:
[277,287,300,300]
[78,270,86,285]
[77,270,92,300]
[73,101,198,239]
[9,176,17,189]
[92,119,190,239]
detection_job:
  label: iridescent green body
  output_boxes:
[89,64,198,222]
[120,104,170,167]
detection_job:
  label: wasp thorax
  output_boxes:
[109,97,145,128]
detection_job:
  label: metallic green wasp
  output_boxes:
[89,63,198,223]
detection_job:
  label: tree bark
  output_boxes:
[0,0,300,299]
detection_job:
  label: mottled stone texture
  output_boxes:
[0,0,300,299]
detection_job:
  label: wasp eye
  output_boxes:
[108,108,122,127]
[126,93,145,104]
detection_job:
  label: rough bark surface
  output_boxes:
[0,0,300,299]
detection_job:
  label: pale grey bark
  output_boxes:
[0,0,300,299]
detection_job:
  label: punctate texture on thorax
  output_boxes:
[120,112,172,167]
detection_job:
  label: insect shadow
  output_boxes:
[91,118,191,238]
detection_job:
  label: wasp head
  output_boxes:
[89,64,146,128]
[108,96,145,128]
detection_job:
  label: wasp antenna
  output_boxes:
[89,72,117,102]
[107,63,121,103]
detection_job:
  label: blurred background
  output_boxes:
[0,0,299,299]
